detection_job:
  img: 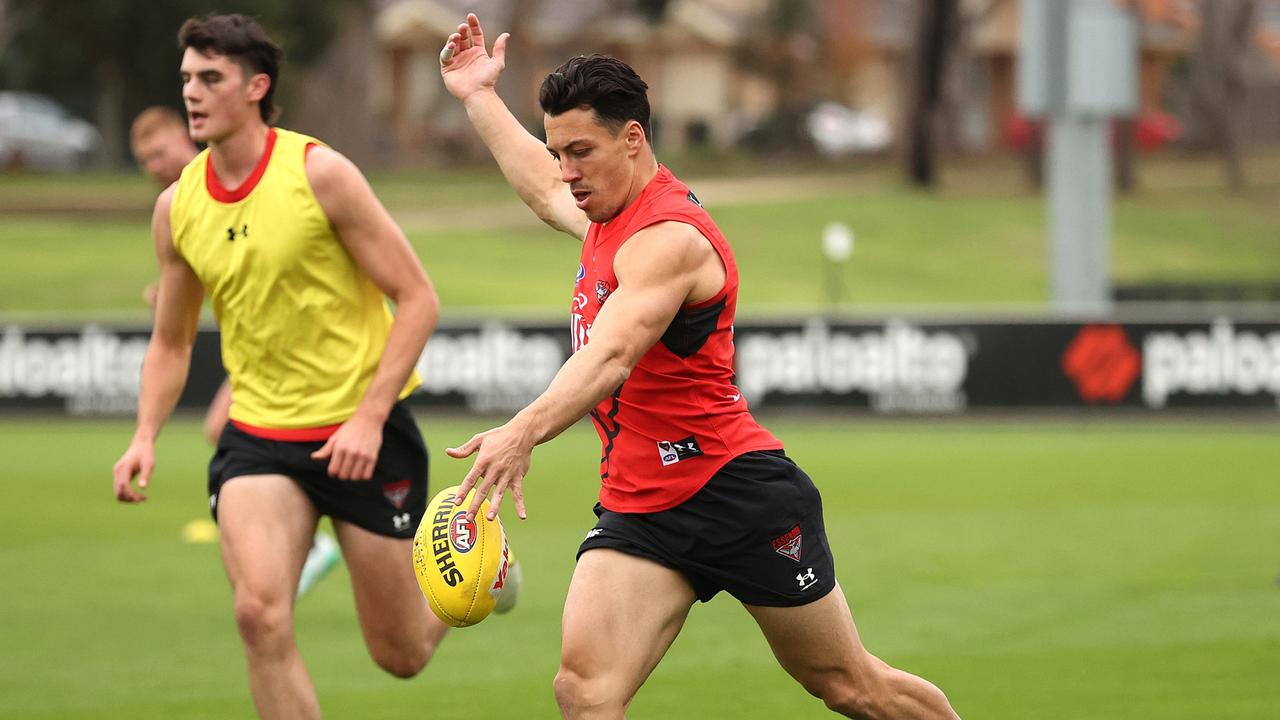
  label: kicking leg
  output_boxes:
[332,519,449,678]
[217,474,321,720]
[555,549,697,720]
[746,584,960,719]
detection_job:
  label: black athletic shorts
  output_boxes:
[208,401,428,539]
[577,450,837,607]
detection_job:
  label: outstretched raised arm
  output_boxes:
[440,13,588,240]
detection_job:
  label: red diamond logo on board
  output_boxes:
[1062,324,1141,404]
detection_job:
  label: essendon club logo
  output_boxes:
[771,525,803,562]
[382,479,411,509]
[1062,324,1140,404]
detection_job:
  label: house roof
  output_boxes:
[374,0,770,48]
[374,0,512,45]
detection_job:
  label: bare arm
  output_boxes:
[202,378,231,446]
[512,224,721,443]
[306,145,440,480]
[113,185,205,502]
[440,13,588,240]
[446,221,725,519]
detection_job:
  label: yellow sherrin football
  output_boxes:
[412,485,511,628]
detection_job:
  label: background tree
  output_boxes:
[736,0,820,158]
[905,0,960,187]
[1189,0,1257,192]
[0,0,353,167]
[495,0,548,133]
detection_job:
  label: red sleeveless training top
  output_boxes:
[572,165,782,513]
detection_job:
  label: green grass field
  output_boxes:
[2,150,1278,317]
[2,414,1277,719]
[1,148,1277,717]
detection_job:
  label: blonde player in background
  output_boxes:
[130,105,340,596]
[130,106,224,440]
[130,106,197,188]
[113,15,461,718]
[129,106,230,443]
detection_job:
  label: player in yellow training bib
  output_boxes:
[109,14,478,719]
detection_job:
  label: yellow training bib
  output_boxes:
[170,127,420,428]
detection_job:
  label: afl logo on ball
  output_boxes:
[450,512,477,553]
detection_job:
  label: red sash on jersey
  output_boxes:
[572,165,781,513]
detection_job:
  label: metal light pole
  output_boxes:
[1018,0,1138,314]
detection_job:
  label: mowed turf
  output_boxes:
[1,415,1277,719]
[3,150,1279,316]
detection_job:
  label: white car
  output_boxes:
[0,92,101,171]
[806,102,893,158]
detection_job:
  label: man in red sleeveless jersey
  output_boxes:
[440,14,961,719]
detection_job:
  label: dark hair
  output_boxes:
[539,55,652,142]
[178,14,283,123]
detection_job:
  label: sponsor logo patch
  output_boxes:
[449,511,477,553]
[657,435,703,466]
[382,479,411,509]
[771,524,803,562]
[575,263,585,283]
[595,280,612,305]
[796,567,818,590]
[490,536,510,596]
[430,498,464,586]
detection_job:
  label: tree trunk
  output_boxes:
[498,0,544,129]
[906,0,960,187]
[94,59,125,168]
[1191,0,1256,192]
[1114,117,1136,193]
[291,3,378,165]
[1114,5,1143,194]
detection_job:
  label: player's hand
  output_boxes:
[439,13,509,102]
[112,440,155,503]
[446,421,531,521]
[311,412,383,481]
